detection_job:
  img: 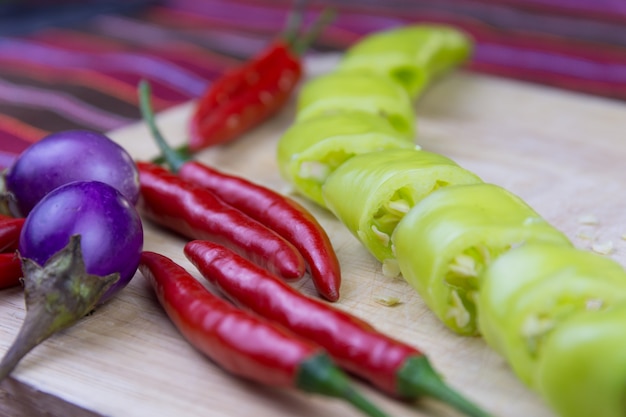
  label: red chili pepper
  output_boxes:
[137,161,306,280]
[188,42,301,151]
[139,80,342,301]
[0,217,24,253]
[0,253,21,289]
[178,161,341,301]
[187,5,335,152]
[138,251,390,417]
[184,240,492,417]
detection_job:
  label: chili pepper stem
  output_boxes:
[291,7,336,56]
[0,235,118,382]
[138,80,188,173]
[397,356,492,417]
[297,353,390,417]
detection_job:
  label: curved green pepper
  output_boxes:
[338,24,473,98]
[477,243,626,386]
[276,111,415,207]
[321,148,482,272]
[536,301,626,417]
[295,72,416,138]
[392,183,572,335]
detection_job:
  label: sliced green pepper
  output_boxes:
[321,148,482,272]
[477,243,626,386]
[338,24,473,98]
[295,72,416,138]
[392,183,572,336]
[276,111,415,207]
[536,301,626,417]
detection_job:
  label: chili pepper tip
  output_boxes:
[397,356,493,417]
[297,353,391,417]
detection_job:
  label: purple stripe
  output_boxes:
[93,14,267,60]
[475,43,626,83]
[0,79,134,131]
[505,0,626,17]
[0,39,208,97]
[167,0,287,28]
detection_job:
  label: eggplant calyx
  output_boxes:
[0,235,119,381]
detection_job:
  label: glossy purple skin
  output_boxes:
[19,181,144,303]
[5,130,140,217]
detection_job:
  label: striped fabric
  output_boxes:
[1,0,625,169]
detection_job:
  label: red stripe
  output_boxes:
[0,60,178,110]
[0,114,48,144]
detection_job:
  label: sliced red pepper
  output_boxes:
[188,44,302,150]
[0,253,21,289]
[139,251,389,417]
[185,240,492,417]
[187,5,334,151]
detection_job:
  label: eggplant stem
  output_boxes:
[0,235,118,382]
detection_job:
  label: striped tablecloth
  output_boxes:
[1,0,625,169]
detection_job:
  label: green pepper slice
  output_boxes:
[536,301,626,417]
[477,243,626,386]
[321,148,482,271]
[392,183,572,335]
[276,111,415,207]
[338,24,473,98]
[295,72,416,138]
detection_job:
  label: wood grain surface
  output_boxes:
[1,55,625,417]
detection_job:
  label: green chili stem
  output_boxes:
[138,80,188,173]
[397,356,492,417]
[297,353,390,417]
[291,7,337,56]
[281,0,307,45]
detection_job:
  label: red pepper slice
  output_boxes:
[187,6,334,151]
[137,161,306,280]
[188,42,300,150]
[185,240,492,417]
[139,251,390,417]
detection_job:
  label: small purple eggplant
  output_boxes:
[0,181,143,381]
[3,129,140,217]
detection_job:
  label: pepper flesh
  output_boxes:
[296,72,416,138]
[392,183,572,335]
[136,161,306,280]
[276,111,415,207]
[536,302,626,417]
[185,240,493,417]
[338,24,473,98]
[477,242,626,386]
[178,161,342,301]
[189,41,303,151]
[140,251,390,417]
[322,148,482,268]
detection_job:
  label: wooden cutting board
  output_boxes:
[1,55,625,417]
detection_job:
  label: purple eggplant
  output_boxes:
[3,130,140,217]
[0,181,143,381]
